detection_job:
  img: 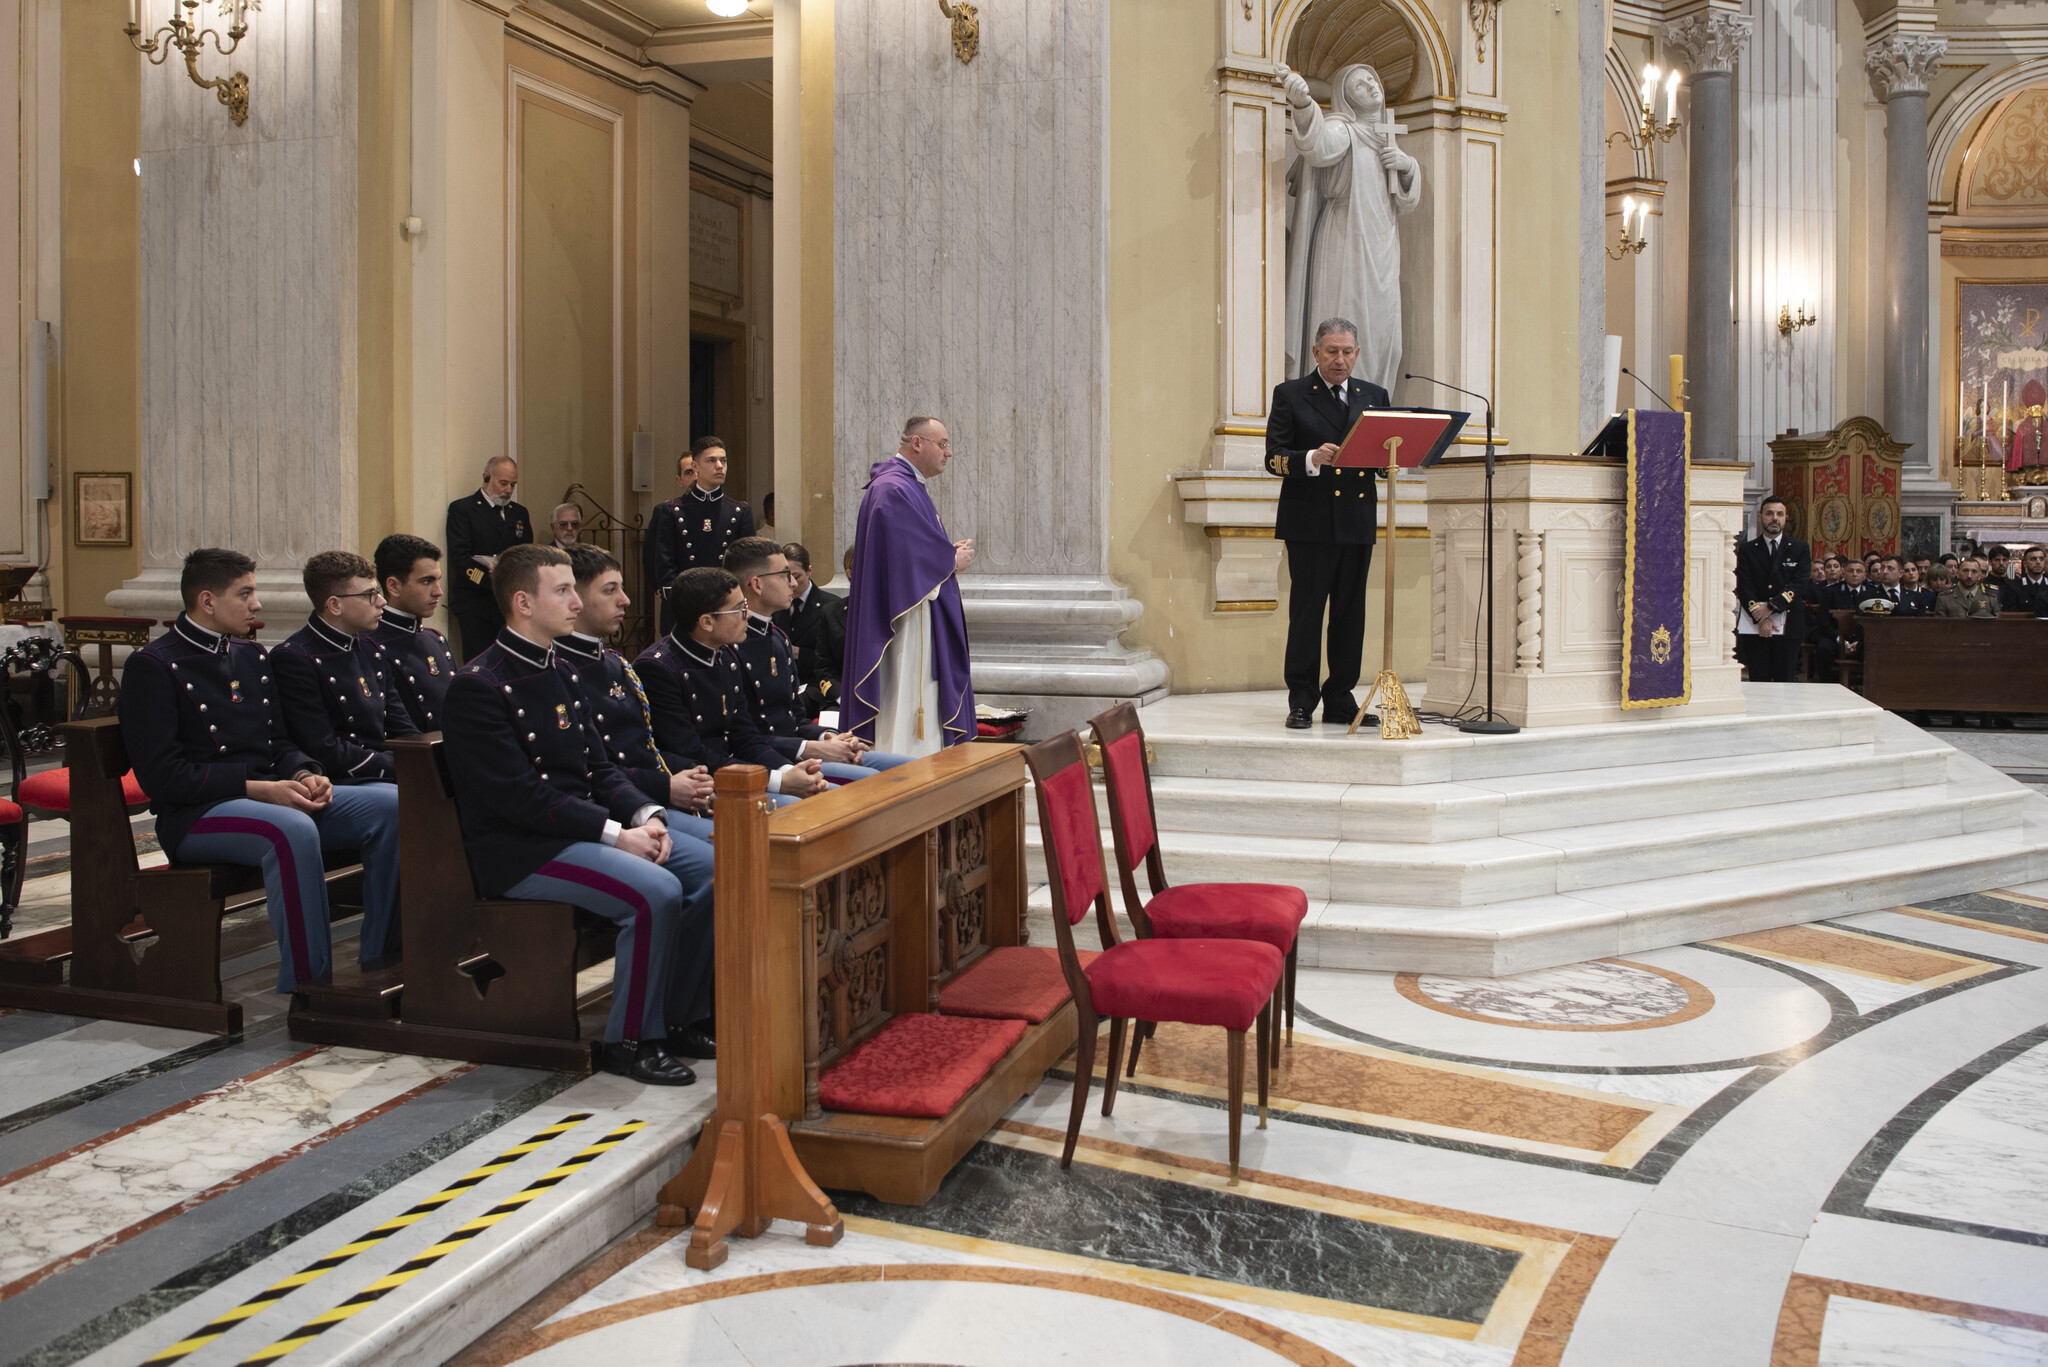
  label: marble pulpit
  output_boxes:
[1423,451,1748,727]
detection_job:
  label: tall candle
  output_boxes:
[1959,380,1966,440]
[1670,353,1685,412]
[1665,71,1680,125]
[1642,66,1657,111]
[2005,380,2011,436]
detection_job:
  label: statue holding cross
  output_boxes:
[1280,62,1421,394]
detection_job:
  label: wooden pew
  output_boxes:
[288,734,601,1071]
[1860,615,2048,714]
[660,745,1058,1267]
[0,716,371,1034]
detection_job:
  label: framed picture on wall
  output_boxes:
[74,471,132,548]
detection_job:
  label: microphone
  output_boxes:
[1619,366,1675,412]
[1402,372,1492,422]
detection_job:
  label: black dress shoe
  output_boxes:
[1285,708,1313,729]
[668,1024,717,1060]
[600,1040,698,1086]
[1336,712,1378,729]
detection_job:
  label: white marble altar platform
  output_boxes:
[1025,684,2048,975]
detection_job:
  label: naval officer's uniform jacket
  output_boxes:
[439,629,658,897]
[554,631,711,809]
[118,616,321,858]
[366,607,457,732]
[272,617,420,782]
[635,632,788,776]
[644,486,755,635]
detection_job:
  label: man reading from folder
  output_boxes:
[1266,317,1390,730]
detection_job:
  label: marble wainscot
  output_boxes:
[1023,686,2048,975]
[1172,465,1431,612]
[1425,450,1748,729]
[961,576,1171,741]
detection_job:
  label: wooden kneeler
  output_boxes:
[657,765,843,1269]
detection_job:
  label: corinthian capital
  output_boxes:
[1665,11,1754,75]
[1866,33,1948,101]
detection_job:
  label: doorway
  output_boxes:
[689,318,752,506]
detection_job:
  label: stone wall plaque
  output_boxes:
[690,179,745,305]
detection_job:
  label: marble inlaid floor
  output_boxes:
[5,880,2047,1365]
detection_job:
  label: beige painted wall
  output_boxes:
[57,0,141,614]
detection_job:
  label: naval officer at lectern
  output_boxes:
[1266,316,1390,730]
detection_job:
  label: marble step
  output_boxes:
[1137,686,1880,788]
[1023,754,2025,908]
[1034,733,1952,845]
[1024,795,2048,977]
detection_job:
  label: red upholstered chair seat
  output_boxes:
[1144,883,1307,954]
[18,767,148,813]
[939,946,1100,1023]
[0,800,21,825]
[817,1012,1028,1119]
[1085,938,1284,1033]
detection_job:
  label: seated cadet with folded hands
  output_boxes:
[119,548,404,988]
[636,567,831,801]
[273,551,420,782]
[368,533,458,732]
[722,537,910,777]
[441,544,715,1084]
[559,545,718,854]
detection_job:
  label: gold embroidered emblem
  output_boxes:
[1650,626,1673,664]
[702,519,713,532]
[555,703,571,730]
[466,567,484,584]
[427,656,440,675]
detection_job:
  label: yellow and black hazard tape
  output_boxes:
[145,1114,597,1365]
[235,1120,647,1366]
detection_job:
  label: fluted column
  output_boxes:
[1667,10,1754,467]
[1867,33,1946,475]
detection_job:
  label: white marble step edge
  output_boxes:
[1022,762,2025,908]
[1141,697,1881,788]
[1025,735,1952,845]
[1022,794,2048,977]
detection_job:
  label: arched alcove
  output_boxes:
[1285,0,1421,105]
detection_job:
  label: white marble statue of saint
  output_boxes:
[1282,63,1421,392]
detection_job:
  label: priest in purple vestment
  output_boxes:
[842,417,977,754]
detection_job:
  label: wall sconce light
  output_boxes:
[126,0,255,127]
[1608,196,1649,259]
[938,0,979,63]
[1607,64,1682,179]
[1777,302,1816,337]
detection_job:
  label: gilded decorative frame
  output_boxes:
[72,471,133,548]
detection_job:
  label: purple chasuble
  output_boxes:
[842,456,976,746]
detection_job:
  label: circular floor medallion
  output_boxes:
[1395,959,1713,1031]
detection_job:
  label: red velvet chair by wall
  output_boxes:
[1026,730,1283,1184]
[1088,702,1306,1077]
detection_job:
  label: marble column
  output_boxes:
[833,0,1169,734]
[108,1,358,632]
[1667,10,1752,468]
[1867,34,1946,479]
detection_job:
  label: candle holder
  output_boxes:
[1776,302,1816,337]
[1607,64,1682,180]
[1608,194,1650,259]
[126,0,254,127]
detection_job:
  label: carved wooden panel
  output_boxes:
[808,855,893,1107]
[936,805,995,982]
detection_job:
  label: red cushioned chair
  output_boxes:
[1027,730,1282,1184]
[1088,702,1305,1077]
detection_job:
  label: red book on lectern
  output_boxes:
[1334,407,1470,468]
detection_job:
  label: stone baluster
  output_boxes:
[1514,531,1543,673]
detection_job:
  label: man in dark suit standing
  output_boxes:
[445,455,534,662]
[775,542,846,718]
[1265,317,1388,729]
[1734,495,1811,683]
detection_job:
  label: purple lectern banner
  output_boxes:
[1622,409,1692,708]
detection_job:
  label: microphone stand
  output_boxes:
[1404,373,1518,735]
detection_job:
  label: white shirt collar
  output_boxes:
[890,452,928,485]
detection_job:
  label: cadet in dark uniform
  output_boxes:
[119,548,403,990]
[369,533,457,732]
[440,545,711,1085]
[445,456,534,662]
[2001,545,2048,615]
[273,551,420,786]
[636,567,828,802]
[724,538,907,779]
[644,435,753,638]
[1734,495,1811,683]
[1265,316,1389,729]
[775,542,847,719]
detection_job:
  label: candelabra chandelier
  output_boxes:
[1609,195,1650,259]
[1607,62,1682,179]
[1777,302,1816,337]
[126,0,257,127]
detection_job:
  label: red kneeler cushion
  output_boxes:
[939,946,1100,1023]
[19,768,148,812]
[1086,938,1284,1033]
[1145,883,1307,954]
[819,1012,1028,1118]
[0,799,20,825]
